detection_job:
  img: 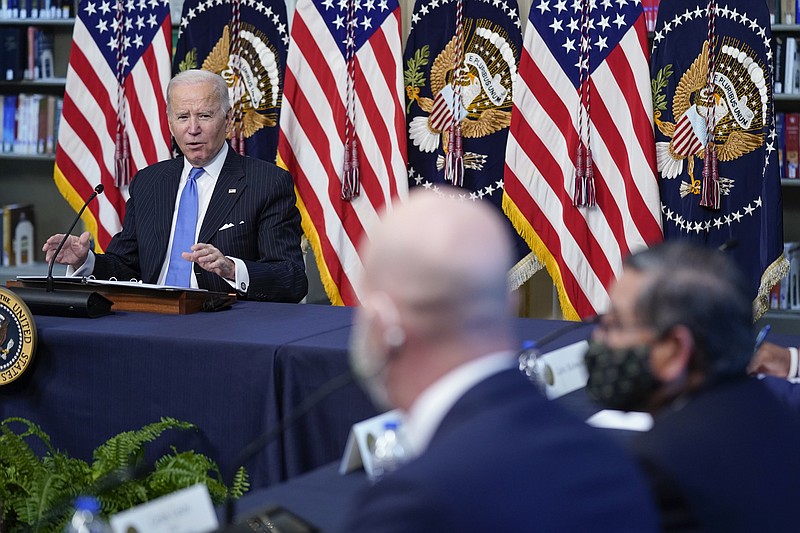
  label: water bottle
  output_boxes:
[369,420,407,483]
[64,496,112,533]
[518,340,548,393]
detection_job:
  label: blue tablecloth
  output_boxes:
[3,301,796,493]
[0,302,358,489]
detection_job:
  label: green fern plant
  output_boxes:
[0,417,249,533]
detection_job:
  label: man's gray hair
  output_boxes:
[167,69,231,114]
[624,242,753,380]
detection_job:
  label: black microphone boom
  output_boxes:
[8,184,113,318]
[218,370,355,531]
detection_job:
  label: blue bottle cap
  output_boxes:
[74,496,101,513]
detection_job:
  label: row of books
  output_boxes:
[1,26,55,81]
[0,204,34,267]
[0,0,74,19]
[771,0,800,25]
[773,35,800,94]
[777,113,799,180]
[770,242,800,310]
[1,93,63,155]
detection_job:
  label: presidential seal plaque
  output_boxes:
[0,287,36,385]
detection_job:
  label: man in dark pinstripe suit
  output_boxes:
[44,70,307,303]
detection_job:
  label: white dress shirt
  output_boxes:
[72,143,250,292]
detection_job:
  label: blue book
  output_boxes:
[3,95,17,153]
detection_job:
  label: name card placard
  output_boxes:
[538,340,590,400]
[109,483,218,533]
[339,409,403,477]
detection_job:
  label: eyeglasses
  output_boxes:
[594,315,655,336]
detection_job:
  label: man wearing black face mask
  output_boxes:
[584,242,800,532]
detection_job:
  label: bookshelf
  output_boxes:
[0,17,76,263]
[772,23,800,247]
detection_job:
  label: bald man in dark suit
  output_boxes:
[44,70,307,303]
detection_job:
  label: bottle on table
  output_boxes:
[63,496,111,533]
[369,420,408,483]
[518,340,548,393]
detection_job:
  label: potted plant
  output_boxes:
[0,417,248,533]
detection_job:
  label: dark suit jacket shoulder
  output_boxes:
[339,369,659,532]
[633,378,800,532]
[94,149,307,302]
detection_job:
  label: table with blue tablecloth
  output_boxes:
[3,300,797,494]
[0,302,364,489]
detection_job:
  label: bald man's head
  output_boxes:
[361,189,514,339]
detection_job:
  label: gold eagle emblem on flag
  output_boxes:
[653,38,768,199]
[405,18,516,171]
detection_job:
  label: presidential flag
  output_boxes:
[55,0,173,250]
[651,0,786,318]
[173,0,288,162]
[404,0,537,288]
[503,0,662,320]
[278,0,408,306]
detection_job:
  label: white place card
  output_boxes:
[109,483,219,533]
[339,409,404,477]
[586,410,654,432]
[538,340,591,400]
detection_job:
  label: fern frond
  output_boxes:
[0,431,40,484]
[228,467,250,500]
[149,451,227,503]
[13,471,77,529]
[92,418,196,480]
[99,482,150,515]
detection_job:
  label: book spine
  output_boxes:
[775,36,786,94]
[785,113,800,180]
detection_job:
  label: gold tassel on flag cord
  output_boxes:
[229,0,246,156]
[114,0,130,188]
[573,0,595,207]
[444,0,465,187]
[700,0,720,210]
[341,0,360,200]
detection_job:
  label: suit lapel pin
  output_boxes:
[228,188,237,194]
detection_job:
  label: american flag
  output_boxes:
[54,0,173,250]
[278,0,408,306]
[503,0,663,320]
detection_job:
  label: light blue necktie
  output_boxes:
[165,167,203,286]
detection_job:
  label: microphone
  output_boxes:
[218,369,355,530]
[8,184,113,318]
[46,184,104,292]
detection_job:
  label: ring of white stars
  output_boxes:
[409,0,521,32]
[652,3,776,233]
[85,0,170,69]
[176,0,289,46]
[409,166,505,201]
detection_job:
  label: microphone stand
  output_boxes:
[46,185,104,292]
[9,184,113,318]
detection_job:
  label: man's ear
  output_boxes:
[369,292,406,353]
[650,324,694,383]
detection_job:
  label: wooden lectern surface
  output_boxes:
[6,278,236,314]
